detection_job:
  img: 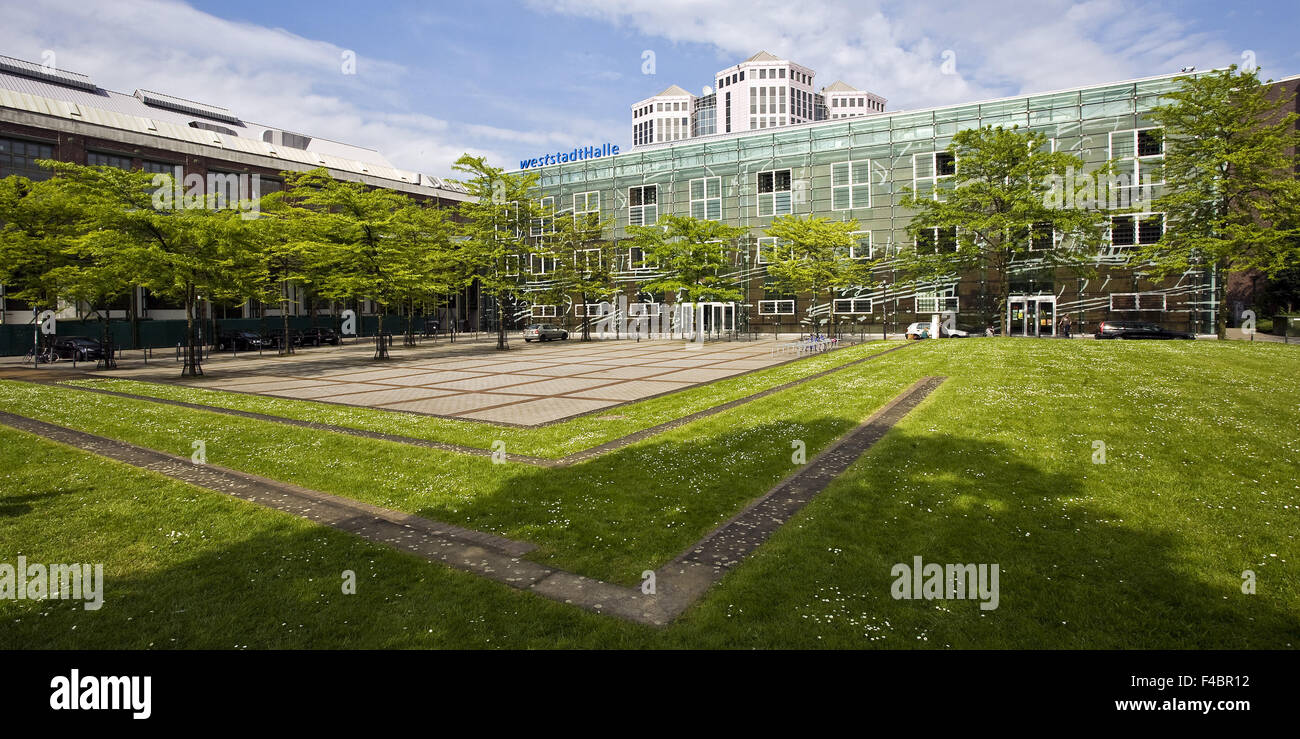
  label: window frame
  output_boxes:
[756,168,793,217]
[831,159,871,211]
[758,299,795,315]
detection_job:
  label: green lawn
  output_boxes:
[2,338,1297,648]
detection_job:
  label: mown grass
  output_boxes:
[3,338,1297,648]
[0,346,914,583]
[60,339,894,458]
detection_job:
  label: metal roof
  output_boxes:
[0,65,469,199]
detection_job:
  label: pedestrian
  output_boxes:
[1059,314,1072,339]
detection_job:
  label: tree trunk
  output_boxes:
[1216,258,1228,339]
[581,290,591,341]
[496,288,507,350]
[182,284,202,376]
[99,308,116,370]
[281,280,294,356]
[998,275,1011,338]
[374,310,389,359]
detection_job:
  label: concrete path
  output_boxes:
[0,376,943,626]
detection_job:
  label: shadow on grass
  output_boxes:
[669,430,1299,649]
[0,521,642,650]
[0,489,70,518]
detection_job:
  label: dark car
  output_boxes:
[265,328,304,348]
[523,323,568,342]
[52,336,106,361]
[217,330,273,351]
[1095,321,1195,340]
[300,327,341,346]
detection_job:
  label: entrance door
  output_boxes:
[1007,296,1056,337]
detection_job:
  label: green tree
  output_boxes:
[0,175,75,347]
[451,155,540,350]
[764,214,874,334]
[548,211,618,340]
[627,214,748,304]
[23,161,260,374]
[278,168,428,359]
[898,125,1109,335]
[1138,65,1300,337]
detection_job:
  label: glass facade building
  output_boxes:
[515,71,1226,336]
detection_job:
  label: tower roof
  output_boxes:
[744,50,782,63]
[655,84,693,97]
[822,80,860,93]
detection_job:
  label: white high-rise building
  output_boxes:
[630,51,886,147]
[820,80,886,119]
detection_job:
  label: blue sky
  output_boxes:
[1,0,1296,176]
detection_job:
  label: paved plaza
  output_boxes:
[79,337,813,425]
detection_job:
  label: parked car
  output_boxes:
[216,330,273,351]
[1094,321,1195,340]
[523,323,568,342]
[904,322,967,339]
[265,328,304,348]
[52,336,106,361]
[300,327,341,346]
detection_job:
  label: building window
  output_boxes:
[625,246,657,271]
[87,151,133,169]
[758,299,795,315]
[530,253,557,275]
[0,137,54,180]
[914,152,956,200]
[1109,292,1167,311]
[1111,214,1164,247]
[1110,128,1164,203]
[629,185,658,226]
[849,231,872,259]
[1029,222,1054,251]
[690,177,722,220]
[916,227,958,254]
[916,288,959,312]
[505,254,521,276]
[574,247,601,274]
[141,160,176,174]
[831,160,871,210]
[531,304,558,318]
[757,169,792,217]
[833,298,873,314]
[756,236,792,264]
[531,196,555,236]
[574,191,599,222]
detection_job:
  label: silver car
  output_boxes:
[523,323,568,342]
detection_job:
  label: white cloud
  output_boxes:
[528,0,1241,108]
[0,0,594,176]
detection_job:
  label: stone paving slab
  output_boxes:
[458,396,616,424]
[328,387,459,406]
[380,392,529,416]
[565,380,694,401]
[649,367,745,383]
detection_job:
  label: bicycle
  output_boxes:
[23,346,59,364]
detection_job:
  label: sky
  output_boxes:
[1,0,1296,177]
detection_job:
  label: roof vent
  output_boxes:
[0,54,97,91]
[135,89,240,124]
